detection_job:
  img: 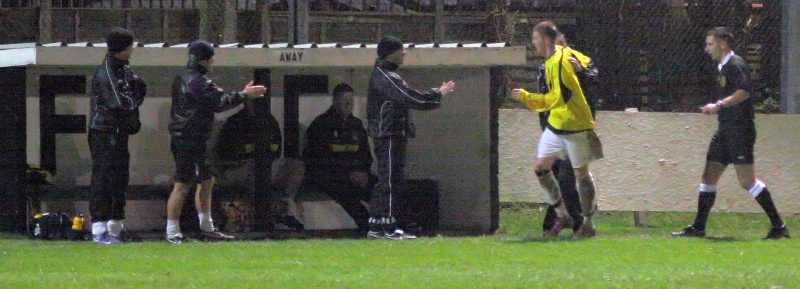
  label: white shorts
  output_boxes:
[537,128,601,168]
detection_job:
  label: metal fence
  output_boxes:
[0,0,782,113]
[0,0,576,12]
[0,0,197,9]
[578,0,782,112]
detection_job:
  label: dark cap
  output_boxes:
[188,40,215,60]
[107,27,134,54]
[377,36,403,59]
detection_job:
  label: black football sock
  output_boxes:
[692,192,716,231]
[754,188,784,228]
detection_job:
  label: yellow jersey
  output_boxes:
[518,45,594,133]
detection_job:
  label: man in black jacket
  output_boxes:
[165,40,267,244]
[304,83,373,231]
[366,36,455,240]
[88,27,146,244]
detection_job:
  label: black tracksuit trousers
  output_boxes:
[369,136,407,220]
[88,130,130,223]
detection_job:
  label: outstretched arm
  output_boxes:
[193,79,267,113]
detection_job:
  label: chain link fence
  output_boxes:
[0,0,782,112]
[500,0,782,113]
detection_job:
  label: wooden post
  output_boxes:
[782,0,800,114]
[198,0,209,41]
[259,0,272,44]
[434,0,445,43]
[288,0,309,44]
[162,9,170,43]
[376,23,382,43]
[287,0,295,43]
[38,0,53,43]
[633,211,649,227]
[223,0,237,43]
[74,10,81,42]
[319,22,328,43]
[125,10,132,31]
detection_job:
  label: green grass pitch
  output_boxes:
[1,205,798,288]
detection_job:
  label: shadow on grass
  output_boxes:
[704,236,738,242]
[502,236,593,243]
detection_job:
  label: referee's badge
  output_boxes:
[718,75,726,88]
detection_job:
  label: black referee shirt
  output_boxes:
[717,54,753,123]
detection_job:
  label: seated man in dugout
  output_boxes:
[208,99,303,232]
[302,83,374,231]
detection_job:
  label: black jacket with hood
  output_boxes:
[366,59,442,139]
[89,53,146,134]
[169,60,247,140]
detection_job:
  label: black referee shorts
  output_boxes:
[171,137,213,183]
[706,122,756,165]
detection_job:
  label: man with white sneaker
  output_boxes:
[165,40,267,244]
[88,27,146,244]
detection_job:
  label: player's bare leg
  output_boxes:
[166,182,191,244]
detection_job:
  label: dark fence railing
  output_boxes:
[0,0,197,9]
[0,0,576,12]
[0,0,781,113]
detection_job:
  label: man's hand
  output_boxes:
[242,81,267,98]
[349,172,369,189]
[701,102,722,115]
[511,88,523,101]
[569,57,584,72]
[439,80,456,96]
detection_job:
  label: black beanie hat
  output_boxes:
[377,36,403,59]
[189,40,215,60]
[107,27,134,54]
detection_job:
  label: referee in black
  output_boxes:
[672,27,788,239]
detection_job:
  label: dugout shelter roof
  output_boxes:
[0,41,525,68]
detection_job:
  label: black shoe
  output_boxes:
[543,216,572,237]
[199,228,235,241]
[570,224,596,239]
[571,216,584,232]
[671,225,706,237]
[764,224,790,240]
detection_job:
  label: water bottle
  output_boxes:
[72,213,84,231]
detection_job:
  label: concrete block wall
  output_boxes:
[500,109,800,214]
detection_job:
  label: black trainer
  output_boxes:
[543,216,573,237]
[764,224,790,240]
[199,228,235,241]
[570,224,596,239]
[671,225,706,237]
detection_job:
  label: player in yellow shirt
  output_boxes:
[511,22,603,238]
